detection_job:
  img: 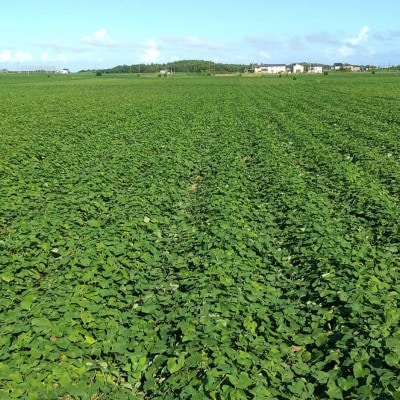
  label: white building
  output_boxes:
[292,64,304,74]
[309,65,323,73]
[253,64,286,74]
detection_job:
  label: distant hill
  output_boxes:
[81,60,251,74]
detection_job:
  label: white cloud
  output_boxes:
[325,26,372,61]
[38,51,68,64]
[0,50,12,62]
[83,28,117,47]
[161,35,229,51]
[306,31,337,46]
[139,48,160,63]
[30,39,88,53]
[345,26,370,46]
[15,50,33,62]
[337,45,354,58]
[290,38,306,51]
[183,36,204,47]
[147,39,157,48]
[244,35,283,49]
[0,49,33,63]
[139,39,160,63]
[58,54,69,63]
[373,29,400,42]
[41,52,50,61]
[259,50,270,59]
[84,27,105,42]
[183,36,226,50]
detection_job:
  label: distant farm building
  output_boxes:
[309,65,323,73]
[247,61,376,75]
[252,64,286,74]
[292,64,304,74]
[332,63,353,71]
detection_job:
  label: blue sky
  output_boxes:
[1,0,399,71]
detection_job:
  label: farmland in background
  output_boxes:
[1,72,399,399]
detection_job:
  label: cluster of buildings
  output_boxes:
[0,67,69,74]
[248,63,377,74]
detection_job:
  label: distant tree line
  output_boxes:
[79,60,400,75]
[80,60,250,74]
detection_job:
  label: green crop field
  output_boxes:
[1,72,400,399]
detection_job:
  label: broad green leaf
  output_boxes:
[338,376,358,391]
[243,316,257,336]
[228,372,253,389]
[20,294,36,310]
[288,379,306,394]
[84,334,97,345]
[167,354,185,374]
[87,219,101,227]
[1,274,14,282]
[66,346,84,359]
[385,352,399,367]
[327,379,343,399]
[31,317,52,331]
[353,362,370,378]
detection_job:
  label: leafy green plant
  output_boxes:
[0,72,399,399]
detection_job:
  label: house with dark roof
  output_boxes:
[333,63,344,70]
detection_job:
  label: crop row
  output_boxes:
[0,74,399,399]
